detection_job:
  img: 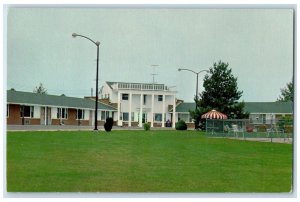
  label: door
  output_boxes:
[142,113,147,123]
[40,107,45,125]
[47,107,52,125]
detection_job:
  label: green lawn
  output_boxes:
[6,130,293,192]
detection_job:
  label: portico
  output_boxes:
[104,82,176,128]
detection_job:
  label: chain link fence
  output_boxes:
[205,119,293,143]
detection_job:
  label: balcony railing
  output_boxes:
[115,82,169,91]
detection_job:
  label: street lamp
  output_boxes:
[178,68,208,129]
[72,33,100,131]
[178,68,208,109]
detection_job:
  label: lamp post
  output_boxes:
[178,68,208,109]
[72,33,100,131]
[178,68,208,129]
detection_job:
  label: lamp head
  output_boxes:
[72,33,78,38]
[178,68,182,71]
[95,41,100,46]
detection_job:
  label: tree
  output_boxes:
[104,117,114,132]
[277,81,293,102]
[33,83,47,94]
[191,61,248,127]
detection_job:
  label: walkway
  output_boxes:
[6,125,175,131]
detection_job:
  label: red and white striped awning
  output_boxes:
[201,109,228,119]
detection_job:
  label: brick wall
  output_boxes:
[186,122,195,129]
[51,108,91,126]
[7,104,21,125]
[7,104,40,125]
[153,122,163,127]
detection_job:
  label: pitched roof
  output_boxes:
[244,102,293,114]
[173,102,293,114]
[7,90,117,111]
[172,102,196,113]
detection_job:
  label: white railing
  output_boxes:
[116,83,169,91]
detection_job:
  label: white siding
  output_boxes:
[33,106,40,118]
[51,107,57,119]
[84,110,89,120]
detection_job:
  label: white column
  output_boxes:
[45,107,47,125]
[60,107,62,125]
[117,92,121,126]
[139,93,143,127]
[129,93,132,127]
[172,95,176,128]
[151,93,154,127]
[162,95,165,128]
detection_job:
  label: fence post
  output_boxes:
[205,118,207,136]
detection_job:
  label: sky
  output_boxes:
[5,6,294,102]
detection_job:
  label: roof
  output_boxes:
[244,102,293,114]
[172,102,196,113]
[7,90,117,111]
[173,102,293,114]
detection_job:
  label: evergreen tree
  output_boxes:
[33,83,47,94]
[277,81,293,102]
[192,61,248,126]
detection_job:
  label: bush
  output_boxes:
[175,120,187,130]
[258,124,267,132]
[143,123,150,131]
[284,125,293,133]
[104,117,113,132]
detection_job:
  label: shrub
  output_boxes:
[258,124,267,132]
[246,125,253,132]
[278,117,293,132]
[284,125,293,133]
[143,123,150,131]
[176,120,187,130]
[104,117,113,132]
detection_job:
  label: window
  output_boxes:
[143,95,147,105]
[112,112,115,120]
[123,112,129,121]
[77,109,85,120]
[122,94,129,100]
[101,111,106,120]
[178,113,191,123]
[20,106,34,118]
[154,113,162,122]
[100,111,111,120]
[57,108,68,119]
[158,95,163,101]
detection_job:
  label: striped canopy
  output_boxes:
[201,109,228,119]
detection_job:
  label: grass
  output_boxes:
[6,130,293,192]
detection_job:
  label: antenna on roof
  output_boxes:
[151,64,159,84]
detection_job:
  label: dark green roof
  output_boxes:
[244,102,293,114]
[7,90,116,111]
[173,103,196,113]
[174,102,293,114]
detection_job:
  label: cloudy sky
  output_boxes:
[6,6,294,102]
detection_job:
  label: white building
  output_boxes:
[101,81,177,128]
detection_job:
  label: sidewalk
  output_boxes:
[6,125,175,131]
